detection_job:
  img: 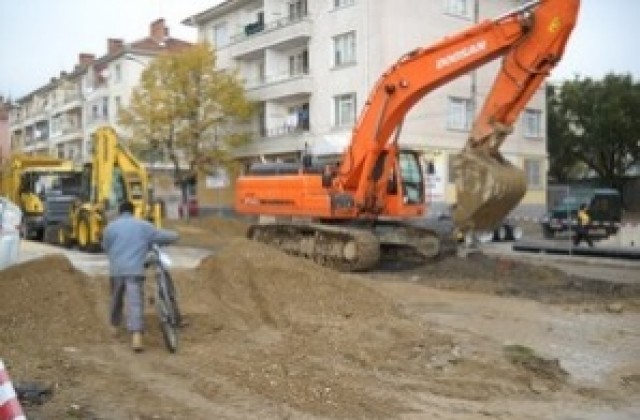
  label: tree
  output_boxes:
[119,43,253,187]
[547,74,640,191]
[546,84,584,182]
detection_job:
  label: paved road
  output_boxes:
[17,240,213,276]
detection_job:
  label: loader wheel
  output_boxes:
[78,214,93,252]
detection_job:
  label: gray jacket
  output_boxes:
[102,212,179,277]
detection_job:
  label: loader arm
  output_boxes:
[338,0,579,224]
[89,126,160,224]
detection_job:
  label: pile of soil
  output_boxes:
[171,215,640,311]
[170,237,572,417]
[389,252,640,310]
[0,255,106,411]
[9,215,639,417]
[1,234,578,419]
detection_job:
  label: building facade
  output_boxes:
[8,19,191,165]
[184,0,548,217]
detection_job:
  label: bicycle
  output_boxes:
[146,243,182,353]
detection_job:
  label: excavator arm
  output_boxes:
[336,0,579,228]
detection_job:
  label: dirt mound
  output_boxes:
[162,238,566,418]
[5,223,623,418]
[177,238,455,417]
[392,252,640,309]
[0,255,104,384]
[190,237,400,330]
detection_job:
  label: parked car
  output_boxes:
[540,188,622,239]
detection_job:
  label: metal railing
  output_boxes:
[230,11,309,43]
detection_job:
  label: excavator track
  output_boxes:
[375,221,457,264]
[246,221,456,272]
[247,222,381,272]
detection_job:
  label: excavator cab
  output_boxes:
[398,151,425,205]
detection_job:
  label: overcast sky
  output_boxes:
[1,0,639,99]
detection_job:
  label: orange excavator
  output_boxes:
[235,0,580,271]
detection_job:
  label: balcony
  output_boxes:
[86,113,110,128]
[246,72,313,102]
[234,130,311,158]
[229,14,312,59]
[51,123,83,143]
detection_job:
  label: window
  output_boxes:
[524,158,543,189]
[447,97,472,131]
[289,0,308,20]
[334,0,354,8]
[244,11,264,36]
[333,31,356,67]
[213,22,229,47]
[289,49,309,76]
[286,103,310,131]
[114,64,122,83]
[445,0,471,18]
[523,108,543,138]
[101,97,109,118]
[399,151,424,204]
[334,93,356,127]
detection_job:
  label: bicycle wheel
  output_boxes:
[156,268,179,353]
[160,266,182,326]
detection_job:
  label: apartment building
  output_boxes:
[8,19,191,165]
[184,0,548,216]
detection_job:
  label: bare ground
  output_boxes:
[0,216,638,419]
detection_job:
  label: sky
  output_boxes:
[1,0,639,100]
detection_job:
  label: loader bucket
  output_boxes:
[452,148,526,232]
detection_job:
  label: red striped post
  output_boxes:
[0,360,26,420]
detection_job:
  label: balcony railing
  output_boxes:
[87,114,110,125]
[259,125,310,139]
[231,11,309,44]
[245,70,309,90]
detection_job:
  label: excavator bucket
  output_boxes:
[452,148,526,232]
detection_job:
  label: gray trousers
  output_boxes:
[110,276,145,332]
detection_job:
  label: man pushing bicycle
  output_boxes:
[102,201,179,352]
